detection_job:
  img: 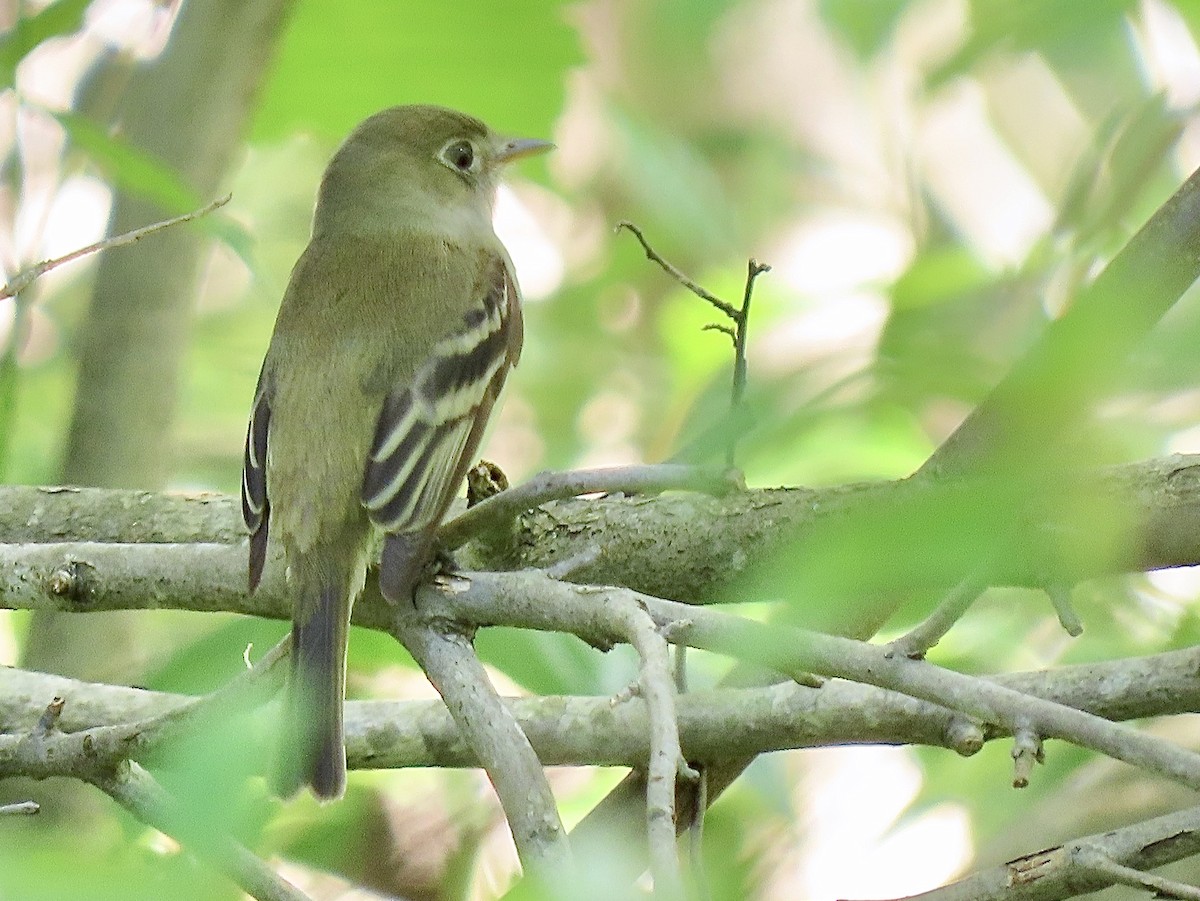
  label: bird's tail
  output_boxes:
[276,580,349,800]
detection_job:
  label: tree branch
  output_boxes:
[877,803,1200,901]
[440,463,739,552]
[7,454,1200,620]
[391,603,573,880]
[6,646,1200,771]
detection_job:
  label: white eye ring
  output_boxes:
[440,139,478,174]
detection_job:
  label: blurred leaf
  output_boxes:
[891,244,992,311]
[475,627,611,696]
[1173,0,1200,46]
[269,781,379,874]
[253,1,580,142]
[140,616,287,694]
[1055,93,1184,248]
[149,708,275,850]
[819,0,911,59]
[1094,94,1183,230]
[612,110,736,257]
[0,344,17,474]
[0,0,91,88]
[53,109,201,213]
[0,817,244,901]
[929,0,1139,93]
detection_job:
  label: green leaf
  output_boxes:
[252,1,581,142]
[929,0,1139,91]
[819,0,912,59]
[52,109,201,213]
[474,627,610,695]
[0,0,92,88]
[0,346,17,476]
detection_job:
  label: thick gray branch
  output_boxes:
[5,455,1200,624]
[3,647,1200,771]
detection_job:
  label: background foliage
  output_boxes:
[4,0,1200,898]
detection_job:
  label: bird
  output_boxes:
[240,105,552,799]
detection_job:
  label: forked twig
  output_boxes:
[616,221,769,466]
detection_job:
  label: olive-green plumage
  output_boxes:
[241,105,551,799]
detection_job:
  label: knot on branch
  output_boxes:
[47,560,97,606]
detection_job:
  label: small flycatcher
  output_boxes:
[242,105,551,799]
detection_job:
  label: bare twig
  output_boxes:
[685,768,709,901]
[0,194,232,301]
[1046,583,1084,636]
[886,576,987,660]
[701,322,736,343]
[615,221,739,319]
[9,454,1200,594]
[11,647,1200,773]
[1011,721,1044,788]
[0,195,233,467]
[616,221,767,467]
[731,258,769,413]
[7,558,1200,789]
[1073,845,1200,901]
[724,258,769,466]
[543,545,602,580]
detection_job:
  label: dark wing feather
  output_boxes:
[362,254,520,545]
[242,365,272,591]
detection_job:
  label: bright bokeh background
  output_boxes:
[4,1,1200,899]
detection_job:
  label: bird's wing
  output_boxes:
[242,364,272,591]
[362,252,521,540]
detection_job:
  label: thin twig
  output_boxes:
[731,259,769,412]
[1073,845,1200,901]
[615,221,740,319]
[886,576,987,659]
[95,761,311,901]
[11,646,1200,773]
[0,194,232,301]
[726,258,769,466]
[701,322,736,343]
[1046,583,1084,636]
[686,769,709,901]
[616,220,767,468]
[604,588,694,898]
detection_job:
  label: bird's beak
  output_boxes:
[494,137,555,164]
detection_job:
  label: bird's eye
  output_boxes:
[442,140,476,172]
